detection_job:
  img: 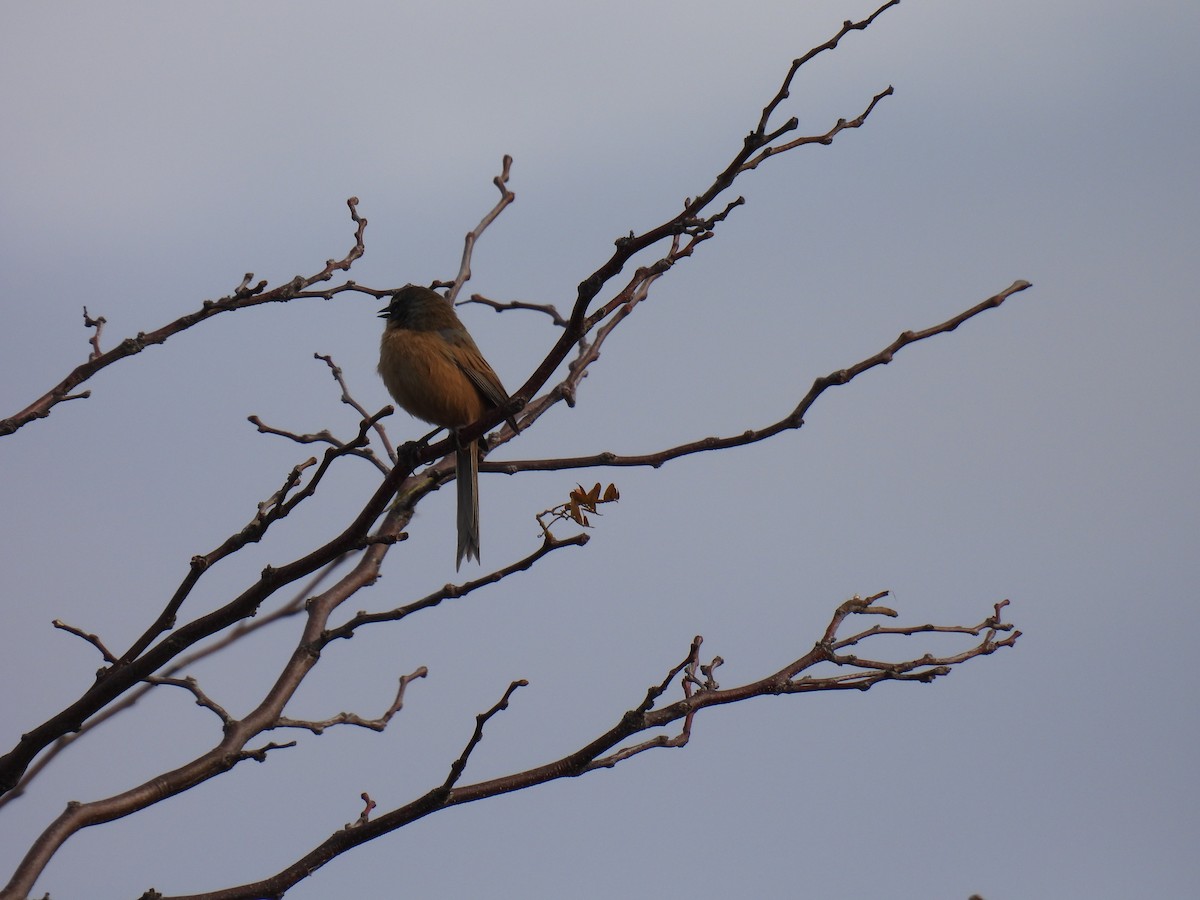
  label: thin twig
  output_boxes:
[165,594,1017,900]
[322,533,589,644]
[495,280,1033,474]
[445,155,516,303]
[1,198,369,438]
[82,307,106,361]
[275,667,428,734]
[753,1,901,136]
[51,620,118,664]
[462,293,568,327]
[315,353,397,466]
[441,680,528,794]
[0,558,346,811]
[148,676,234,726]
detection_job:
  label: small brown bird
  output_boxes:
[378,285,517,568]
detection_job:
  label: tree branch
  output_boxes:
[0,558,347,812]
[442,155,516,304]
[0,8,1029,897]
[274,667,428,734]
[0,198,368,438]
[494,279,1032,474]
[142,592,1017,900]
[321,531,589,645]
[0,2,969,804]
[439,680,528,794]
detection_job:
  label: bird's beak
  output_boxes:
[377,305,391,318]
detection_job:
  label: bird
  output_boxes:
[378,284,517,569]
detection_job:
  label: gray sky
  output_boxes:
[2,1,1197,897]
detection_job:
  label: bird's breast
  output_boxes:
[379,329,489,428]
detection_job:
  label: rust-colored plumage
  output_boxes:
[378,285,516,568]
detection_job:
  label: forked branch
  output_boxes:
[143,592,1017,900]
[495,279,1033,474]
[0,198,369,437]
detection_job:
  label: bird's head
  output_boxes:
[378,284,459,330]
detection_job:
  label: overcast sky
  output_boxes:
[2,1,1198,898]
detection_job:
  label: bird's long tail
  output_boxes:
[456,441,481,569]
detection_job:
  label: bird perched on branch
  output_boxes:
[378,284,518,568]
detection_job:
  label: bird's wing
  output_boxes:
[439,328,515,427]
[460,359,509,409]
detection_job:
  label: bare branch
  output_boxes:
[115,456,318,666]
[635,636,703,714]
[314,353,397,466]
[495,280,1033,474]
[82,306,107,361]
[247,354,395,471]
[345,793,377,830]
[238,741,297,763]
[0,558,346,812]
[145,595,1015,900]
[51,620,118,664]
[248,408,391,473]
[147,676,234,727]
[246,415,339,446]
[0,198,369,438]
[742,86,894,172]
[462,292,568,327]
[0,8,1028,896]
[275,667,428,734]
[2,536,404,894]
[120,399,396,667]
[492,8,903,448]
[441,680,528,793]
[0,435,433,802]
[444,154,516,303]
[322,532,589,645]
[753,1,901,137]
[833,601,1013,651]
